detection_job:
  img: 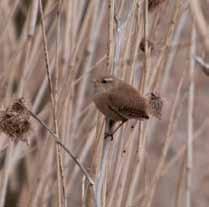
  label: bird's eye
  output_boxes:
[101,77,114,84]
[101,79,107,84]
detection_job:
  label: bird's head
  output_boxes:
[92,75,120,95]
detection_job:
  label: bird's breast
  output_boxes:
[93,94,124,121]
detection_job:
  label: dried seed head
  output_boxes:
[146,92,163,119]
[0,98,31,144]
[148,0,166,12]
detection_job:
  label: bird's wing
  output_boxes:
[108,85,149,120]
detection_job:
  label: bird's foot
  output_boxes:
[104,132,114,141]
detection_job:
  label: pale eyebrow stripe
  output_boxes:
[104,78,113,82]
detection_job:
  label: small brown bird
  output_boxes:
[92,75,163,139]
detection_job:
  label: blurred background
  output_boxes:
[0,0,209,206]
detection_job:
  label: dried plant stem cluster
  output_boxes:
[0,0,208,207]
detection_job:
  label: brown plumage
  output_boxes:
[92,75,163,122]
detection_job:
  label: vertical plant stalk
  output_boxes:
[86,114,104,207]
[186,25,196,207]
[0,1,38,206]
[55,0,66,206]
[107,0,115,73]
[148,0,181,91]
[62,0,97,143]
[95,1,115,206]
[140,0,149,93]
[106,3,138,206]
[130,1,143,80]
[161,11,189,93]
[126,1,149,205]
[82,176,87,207]
[113,0,135,75]
[0,143,14,207]
[18,0,39,97]
[139,0,149,160]
[65,2,106,205]
[0,0,20,44]
[144,69,186,207]
[115,126,141,207]
[146,10,189,167]
[118,0,138,77]
[162,118,208,176]
[62,0,72,74]
[95,118,113,207]
[39,1,65,206]
[189,0,209,52]
[175,153,186,207]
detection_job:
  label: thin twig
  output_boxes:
[27,108,94,185]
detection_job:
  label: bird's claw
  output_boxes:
[104,132,114,141]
